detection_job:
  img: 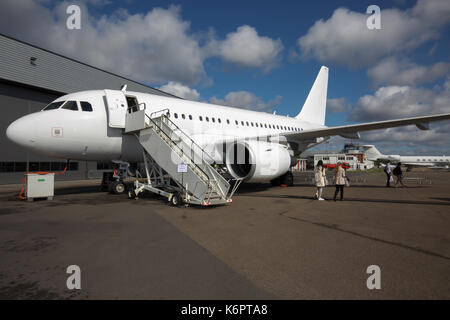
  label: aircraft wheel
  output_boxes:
[270,177,281,187]
[281,171,294,186]
[110,181,126,195]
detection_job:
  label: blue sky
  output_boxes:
[0,0,449,154]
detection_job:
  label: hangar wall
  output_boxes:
[0,81,93,184]
[0,33,177,184]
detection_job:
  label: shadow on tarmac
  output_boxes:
[240,193,450,206]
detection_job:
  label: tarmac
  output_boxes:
[0,170,449,299]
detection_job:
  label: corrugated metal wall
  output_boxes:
[0,34,176,97]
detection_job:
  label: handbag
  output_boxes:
[345,177,350,187]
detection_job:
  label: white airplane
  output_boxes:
[6,66,450,187]
[362,145,450,169]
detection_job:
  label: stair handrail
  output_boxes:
[143,113,227,200]
[157,114,231,199]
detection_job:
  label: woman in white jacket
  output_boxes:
[333,162,346,201]
[314,160,326,200]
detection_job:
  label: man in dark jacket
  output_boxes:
[393,162,405,187]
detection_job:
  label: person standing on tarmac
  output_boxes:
[333,162,346,201]
[314,160,326,201]
[393,162,405,187]
[384,161,392,187]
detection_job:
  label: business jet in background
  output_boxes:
[362,145,450,170]
[6,66,450,187]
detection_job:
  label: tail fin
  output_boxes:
[296,66,328,125]
[361,145,383,160]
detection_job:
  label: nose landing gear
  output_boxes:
[109,180,126,195]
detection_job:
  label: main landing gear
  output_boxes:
[270,171,294,187]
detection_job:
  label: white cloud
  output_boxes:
[0,1,207,85]
[367,57,450,86]
[327,98,352,113]
[348,79,450,152]
[158,81,200,101]
[217,25,283,72]
[0,1,284,84]
[296,0,450,67]
[350,81,450,122]
[210,91,282,112]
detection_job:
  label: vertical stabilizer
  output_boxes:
[296,66,328,125]
[361,145,383,161]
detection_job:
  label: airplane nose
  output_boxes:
[6,116,37,148]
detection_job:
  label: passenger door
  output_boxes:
[104,89,127,128]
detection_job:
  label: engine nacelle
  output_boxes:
[225,140,292,182]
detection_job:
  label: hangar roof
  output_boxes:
[0,33,178,98]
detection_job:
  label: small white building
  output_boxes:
[292,159,308,172]
[314,153,374,170]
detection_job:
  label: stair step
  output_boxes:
[133,113,235,204]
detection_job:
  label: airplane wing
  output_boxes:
[283,113,450,141]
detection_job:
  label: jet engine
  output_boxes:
[225,140,295,182]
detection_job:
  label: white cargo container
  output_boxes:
[26,173,54,201]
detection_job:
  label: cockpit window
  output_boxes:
[43,101,65,111]
[61,101,79,111]
[80,101,93,112]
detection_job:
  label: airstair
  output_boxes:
[124,106,242,206]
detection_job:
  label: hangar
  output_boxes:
[0,33,176,184]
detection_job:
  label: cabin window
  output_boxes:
[80,102,93,112]
[43,101,65,111]
[189,115,192,120]
[212,117,215,123]
[199,116,203,121]
[206,117,209,122]
[227,119,230,124]
[61,101,79,111]
[251,122,254,127]
[235,120,238,125]
[182,114,186,119]
[241,121,244,126]
[218,118,222,124]
[255,123,258,127]
[246,121,249,126]
[264,124,267,128]
[174,113,178,119]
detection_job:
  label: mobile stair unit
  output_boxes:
[124,107,242,206]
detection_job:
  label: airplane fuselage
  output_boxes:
[6,90,325,163]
